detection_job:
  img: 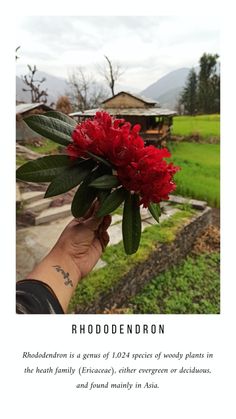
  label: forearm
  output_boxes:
[25,248,81,313]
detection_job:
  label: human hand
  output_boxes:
[50,202,112,279]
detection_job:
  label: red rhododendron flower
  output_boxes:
[67,111,180,207]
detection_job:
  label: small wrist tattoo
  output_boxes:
[53,265,73,287]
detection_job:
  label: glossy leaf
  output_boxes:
[16,155,70,182]
[89,174,120,189]
[71,168,104,218]
[122,192,141,255]
[97,190,111,206]
[96,188,126,217]
[148,202,161,223]
[45,159,96,197]
[23,114,73,146]
[44,111,77,127]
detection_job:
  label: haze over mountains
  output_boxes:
[141,68,190,109]
[16,67,192,109]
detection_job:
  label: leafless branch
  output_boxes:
[67,66,108,111]
[21,65,48,103]
[98,55,125,96]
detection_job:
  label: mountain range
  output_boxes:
[141,68,190,109]
[16,67,192,110]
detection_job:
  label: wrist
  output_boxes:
[25,249,82,313]
[46,248,82,285]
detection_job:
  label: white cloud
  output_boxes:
[16,16,220,90]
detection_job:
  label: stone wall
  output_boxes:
[75,207,212,314]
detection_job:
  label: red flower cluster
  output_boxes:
[67,111,179,207]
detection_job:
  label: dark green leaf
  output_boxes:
[97,190,111,206]
[16,155,70,182]
[71,168,105,218]
[72,186,97,218]
[89,174,120,189]
[44,111,77,127]
[45,159,96,197]
[122,192,141,255]
[87,151,112,168]
[96,188,126,217]
[23,115,73,146]
[148,202,161,223]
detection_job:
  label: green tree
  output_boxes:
[181,68,198,115]
[198,53,220,114]
[210,71,220,113]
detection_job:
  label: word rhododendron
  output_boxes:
[16,110,180,254]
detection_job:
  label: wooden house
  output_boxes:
[70,91,177,145]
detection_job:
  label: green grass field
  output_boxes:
[169,142,220,207]
[27,139,60,155]
[68,209,194,313]
[128,252,220,314]
[172,114,220,139]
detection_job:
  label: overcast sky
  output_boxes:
[16,16,220,91]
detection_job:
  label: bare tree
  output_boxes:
[68,67,90,111]
[101,55,124,96]
[89,86,109,109]
[21,65,48,103]
[67,67,108,111]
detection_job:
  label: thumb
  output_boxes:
[83,215,103,232]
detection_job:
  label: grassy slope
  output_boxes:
[27,139,61,155]
[68,209,194,312]
[128,252,220,314]
[172,114,220,139]
[169,142,220,207]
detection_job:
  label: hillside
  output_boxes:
[141,68,191,109]
[16,67,201,110]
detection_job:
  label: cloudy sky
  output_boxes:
[16,16,220,91]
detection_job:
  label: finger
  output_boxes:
[97,230,110,251]
[83,199,99,219]
[101,215,112,231]
[64,218,82,229]
[74,199,98,222]
[101,231,110,248]
[83,214,103,231]
[97,215,112,239]
[68,216,91,231]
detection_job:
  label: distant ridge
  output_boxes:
[16,67,197,110]
[141,68,191,109]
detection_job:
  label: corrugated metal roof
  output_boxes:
[16,102,52,115]
[70,107,177,118]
